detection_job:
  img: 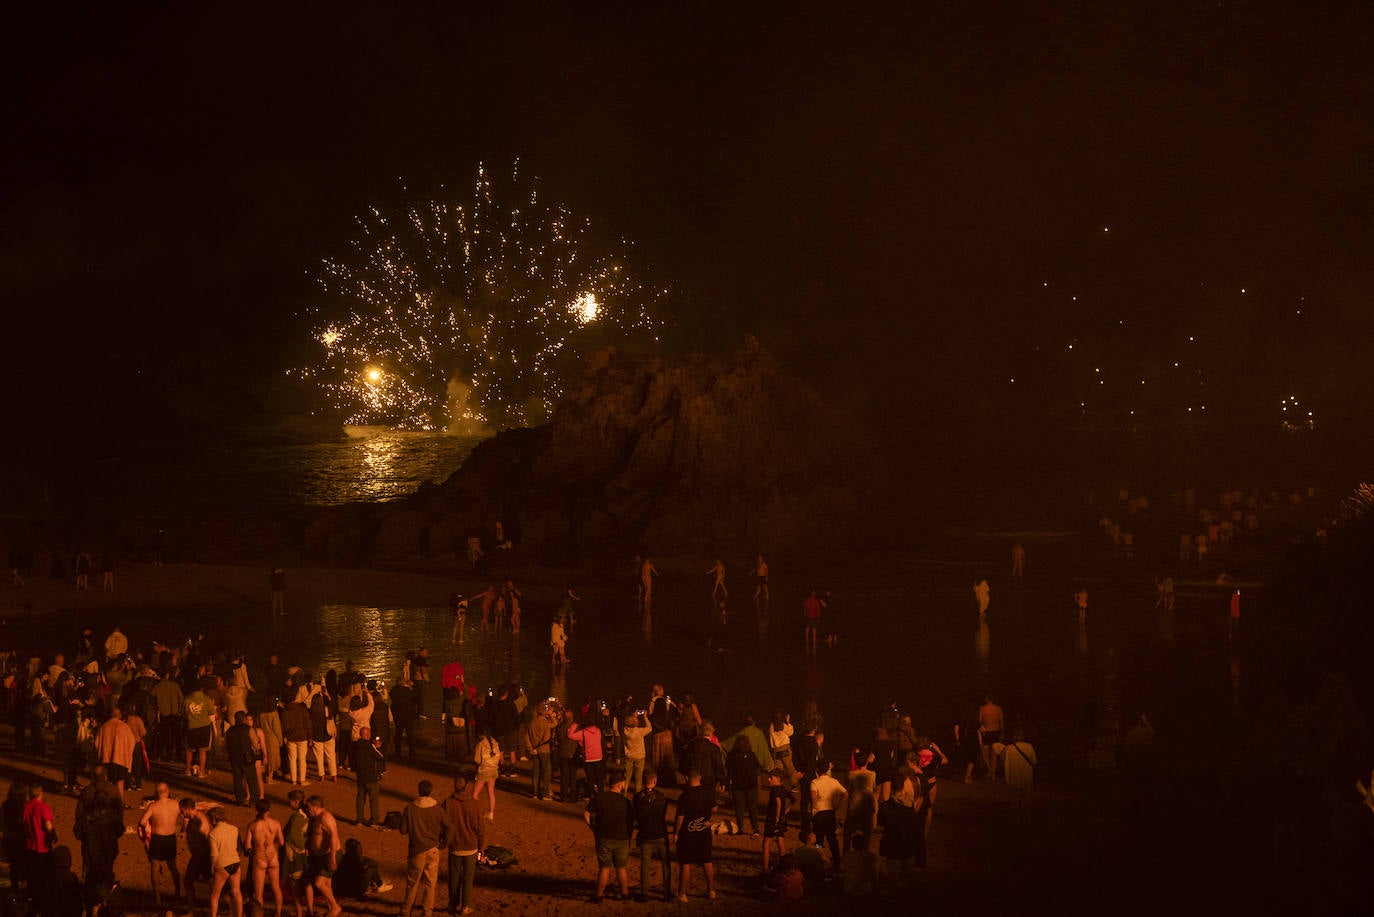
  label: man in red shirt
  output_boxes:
[22,783,56,884]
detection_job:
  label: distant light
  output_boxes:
[1188,336,1195,342]
[1009,378,1015,383]
[1240,288,1246,294]
[1102,226,1111,233]
[1043,282,1049,287]
[366,368,382,383]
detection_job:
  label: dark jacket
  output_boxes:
[726,747,763,792]
[224,723,255,766]
[309,693,333,743]
[632,787,670,840]
[390,685,418,723]
[687,737,727,789]
[369,696,391,742]
[282,702,311,743]
[353,739,386,784]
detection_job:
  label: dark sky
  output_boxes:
[5,3,1373,434]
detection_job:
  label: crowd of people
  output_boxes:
[0,606,1048,913]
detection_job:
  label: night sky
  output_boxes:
[5,3,1373,440]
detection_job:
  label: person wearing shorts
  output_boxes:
[673,771,717,901]
[585,771,633,903]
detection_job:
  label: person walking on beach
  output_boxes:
[138,782,181,907]
[442,770,484,915]
[186,679,217,778]
[245,798,285,917]
[399,780,447,917]
[1074,585,1089,625]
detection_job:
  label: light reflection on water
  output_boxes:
[24,574,1239,764]
[23,431,482,514]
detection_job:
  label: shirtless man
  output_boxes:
[977,696,1005,781]
[304,796,342,917]
[139,782,182,907]
[246,798,285,917]
[474,585,497,634]
[640,556,659,615]
[180,797,214,914]
[705,559,727,601]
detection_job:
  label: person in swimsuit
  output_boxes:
[139,782,181,907]
[246,798,285,917]
[705,559,727,601]
[207,807,244,917]
[640,556,659,616]
[450,594,468,645]
[305,796,342,917]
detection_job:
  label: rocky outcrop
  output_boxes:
[311,340,886,568]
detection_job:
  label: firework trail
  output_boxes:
[296,161,666,430]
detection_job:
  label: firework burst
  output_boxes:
[295,162,666,430]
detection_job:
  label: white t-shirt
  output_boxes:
[810,773,845,812]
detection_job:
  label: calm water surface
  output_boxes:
[29,564,1237,772]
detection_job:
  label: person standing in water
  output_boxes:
[1074,585,1089,625]
[705,560,727,602]
[639,556,659,617]
[973,578,991,616]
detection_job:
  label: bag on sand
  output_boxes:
[480,845,517,869]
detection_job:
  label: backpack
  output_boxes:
[480,845,517,869]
